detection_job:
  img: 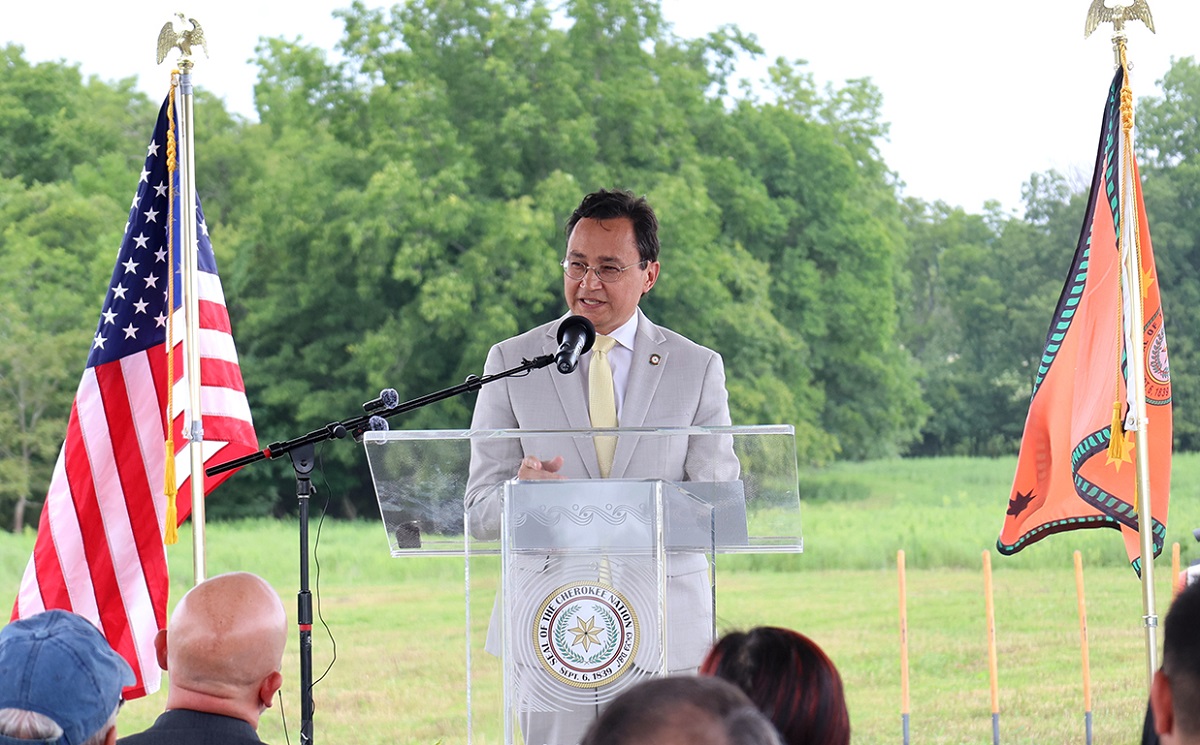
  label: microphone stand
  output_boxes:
[205,352,558,745]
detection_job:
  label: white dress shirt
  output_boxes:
[580,310,639,420]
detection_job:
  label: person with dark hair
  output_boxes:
[466,187,740,744]
[579,675,782,745]
[0,609,134,745]
[564,188,661,266]
[467,186,734,495]
[699,626,851,745]
[1147,581,1200,744]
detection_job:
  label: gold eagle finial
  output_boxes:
[1085,0,1155,38]
[156,13,208,65]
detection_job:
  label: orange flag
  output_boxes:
[998,64,1172,575]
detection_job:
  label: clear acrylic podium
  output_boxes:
[364,425,802,745]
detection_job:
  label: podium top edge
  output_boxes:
[362,424,795,443]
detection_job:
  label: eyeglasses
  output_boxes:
[561,258,648,283]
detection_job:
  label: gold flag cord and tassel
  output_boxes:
[1106,42,1141,469]
[163,82,179,545]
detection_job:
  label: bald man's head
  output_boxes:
[158,572,286,723]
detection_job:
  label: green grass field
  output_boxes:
[2,454,1197,744]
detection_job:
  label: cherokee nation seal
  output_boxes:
[534,581,640,689]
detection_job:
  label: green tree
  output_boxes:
[899,199,997,455]
[708,62,924,459]
[0,49,162,530]
[0,178,120,529]
[899,171,1097,457]
[0,44,153,186]
[214,0,922,517]
[0,4,941,520]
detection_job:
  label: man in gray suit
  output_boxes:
[466,188,738,745]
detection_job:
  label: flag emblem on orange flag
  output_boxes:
[998,65,1171,575]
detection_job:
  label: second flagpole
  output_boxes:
[174,61,208,584]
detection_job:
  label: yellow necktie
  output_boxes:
[589,335,617,478]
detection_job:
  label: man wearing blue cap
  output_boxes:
[0,609,134,745]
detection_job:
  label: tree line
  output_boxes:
[2,0,1198,524]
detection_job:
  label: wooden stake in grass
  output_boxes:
[1173,542,1182,598]
[983,550,1000,745]
[898,550,910,745]
[1074,550,1093,745]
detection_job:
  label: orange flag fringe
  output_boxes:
[998,65,1172,575]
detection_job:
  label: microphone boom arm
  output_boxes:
[205,353,556,477]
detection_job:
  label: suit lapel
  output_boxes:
[546,320,602,476]
[610,313,667,478]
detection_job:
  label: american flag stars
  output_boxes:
[88,138,204,362]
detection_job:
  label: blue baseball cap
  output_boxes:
[0,610,135,745]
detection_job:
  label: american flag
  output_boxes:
[11,92,258,698]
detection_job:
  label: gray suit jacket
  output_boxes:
[465,310,739,676]
[466,309,739,534]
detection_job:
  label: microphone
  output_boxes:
[352,414,390,444]
[555,316,596,374]
[363,388,399,413]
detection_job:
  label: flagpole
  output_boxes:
[1084,0,1161,689]
[158,16,210,584]
[1117,37,1159,684]
[176,61,208,584]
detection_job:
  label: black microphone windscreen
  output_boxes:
[556,315,596,354]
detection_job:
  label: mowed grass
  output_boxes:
[1,453,1197,744]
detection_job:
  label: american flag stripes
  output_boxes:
[11,92,258,698]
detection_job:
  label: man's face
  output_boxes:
[563,217,659,335]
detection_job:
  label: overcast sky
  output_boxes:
[3,1,1198,213]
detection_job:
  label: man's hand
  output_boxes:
[518,455,565,480]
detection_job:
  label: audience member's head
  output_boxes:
[579,675,782,745]
[0,609,134,745]
[1152,581,1200,744]
[157,572,286,727]
[699,626,850,745]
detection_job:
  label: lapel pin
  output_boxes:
[649,354,661,366]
